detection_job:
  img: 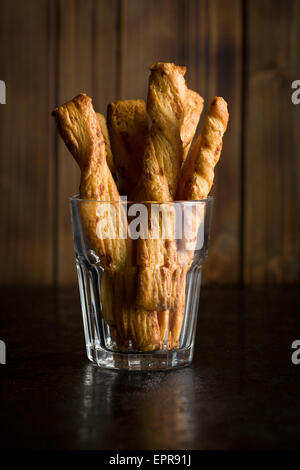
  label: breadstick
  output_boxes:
[158,310,170,346]
[107,99,148,196]
[112,267,161,351]
[175,97,229,267]
[130,63,191,350]
[129,309,161,351]
[176,96,229,201]
[135,63,188,314]
[170,97,229,348]
[135,68,203,351]
[100,271,115,326]
[134,63,188,201]
[107,99,162,349]
[168,266,189,349]
[52,93,131,274]
[181,90,204,164]
[160,90,203,346]
[137,79,203,311]
[52,94,136,350]
[96,112,116,180]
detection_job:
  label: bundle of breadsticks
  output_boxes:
[52,62,229,352]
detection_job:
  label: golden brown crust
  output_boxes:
[96,112,116,179]
[107,99,148,196]
[52,93,131,273]
[100,271,115,326]
[52,75,228,354]
[170,97,229,347]
[176,96,229,201]
[158,310,170,346]
[181,90,204,164]
[113,269,135,347]
[113,268,161,351]
[52,93,99,170]
[168,266,188,349]
[134,63,189,314]
[129,309,161,351]
[136,265,172,311]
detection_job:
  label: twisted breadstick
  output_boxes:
[134,63,188,314]
[107,100,148,196]
[133,66,203,351]
[96,112,116,180]
[170,97,229,347]
[159,89,203,347]
[52,93,131,273]
[181,90,204,165]
[112,267,161,351]
[176,97,229,201]
[136,66,203,313]
[106,98,162,350]
[168,266,189,348]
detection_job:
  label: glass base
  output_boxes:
[86,344,194,371]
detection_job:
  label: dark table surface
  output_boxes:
[0,285,299,450]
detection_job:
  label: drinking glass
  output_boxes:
[70,196,213,371]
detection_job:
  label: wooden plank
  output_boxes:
[92,0,119,114]
[244,0,300,284]
[0,0,55,284]
[121,0,185,100]
[56,0,119,284]
[185,0,242,284]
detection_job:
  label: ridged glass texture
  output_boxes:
[71,198,213,371]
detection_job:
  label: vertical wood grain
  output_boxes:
[0,0,55,284]
[184,0,242,284]
[244,0,300,284]
[121,0,185,99]
[55,0,119,284]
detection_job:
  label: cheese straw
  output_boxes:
[52,66,228,354]
[170,97,229,346]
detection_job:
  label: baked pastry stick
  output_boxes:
[52,94,132,347]
[169,96,229,348]
[106,98,161,351]
[110,263,160,351]
[96,112,116,180]
[107,100,148,196]
[52,93,131,273]
[134,63,188,316]
[167,266,189,348]
[94,113,120,329]
[129,309,161,351]
[176,96,229,201]
[134,63,188,201]
[157,89,203,345]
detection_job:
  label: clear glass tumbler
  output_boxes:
[70,196,213,371]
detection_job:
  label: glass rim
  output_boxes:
[70,194,213,204]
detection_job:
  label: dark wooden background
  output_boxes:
[0,0,299,286]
